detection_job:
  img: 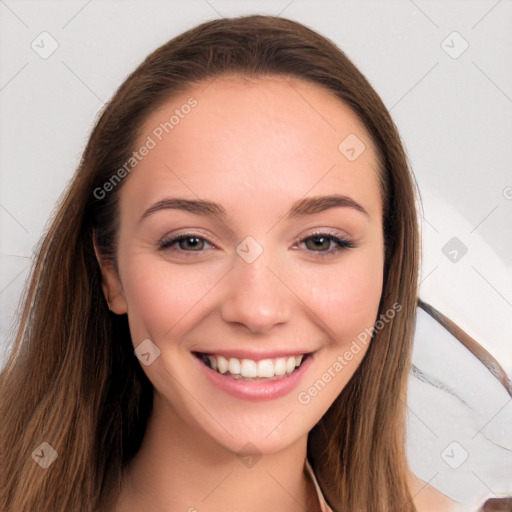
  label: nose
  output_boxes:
[220,255,292,334]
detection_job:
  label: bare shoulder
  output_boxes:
[408,472,463,512]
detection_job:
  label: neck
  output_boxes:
[115,391,321,512]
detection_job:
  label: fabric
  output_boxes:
[304,457,335,512]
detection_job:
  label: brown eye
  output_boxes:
[296,232,355,256]
[176,236,205,251]
[304,235,332,252]
[158,234,212,254]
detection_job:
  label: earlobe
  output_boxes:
[93,236,128,315]
[99,264,128,314]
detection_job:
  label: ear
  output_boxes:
[93,236,128,315]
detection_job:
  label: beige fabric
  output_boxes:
[304,458,335,512]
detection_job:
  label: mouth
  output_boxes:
[192,351,312,382]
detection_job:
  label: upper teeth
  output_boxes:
[204,354,304,378]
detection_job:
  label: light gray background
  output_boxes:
[1,0,511,507]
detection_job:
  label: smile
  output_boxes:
[192,349,315,401]
[194,352,308,381]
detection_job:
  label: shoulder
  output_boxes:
[408,472,463,512]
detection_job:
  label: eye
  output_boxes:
[293,231,355,256]
[157,230,355,258]
[158,234,214,255]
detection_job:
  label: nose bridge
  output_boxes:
[220,248,291,333]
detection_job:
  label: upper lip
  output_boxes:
[192,349,314,361]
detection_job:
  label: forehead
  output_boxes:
[123,75,382,222]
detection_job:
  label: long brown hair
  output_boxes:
[1,15,420,511]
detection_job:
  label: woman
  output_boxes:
[0,15,462,511]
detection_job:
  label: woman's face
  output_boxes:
[102,75,384,455]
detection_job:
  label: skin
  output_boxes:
[97,75,459,512]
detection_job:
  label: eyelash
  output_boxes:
[157,230,355,257]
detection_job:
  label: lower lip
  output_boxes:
[192,353,314,402]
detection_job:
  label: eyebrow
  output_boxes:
[139,193,369,223]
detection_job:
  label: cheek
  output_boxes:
[295,251,383,344]
[118,253,218,344]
